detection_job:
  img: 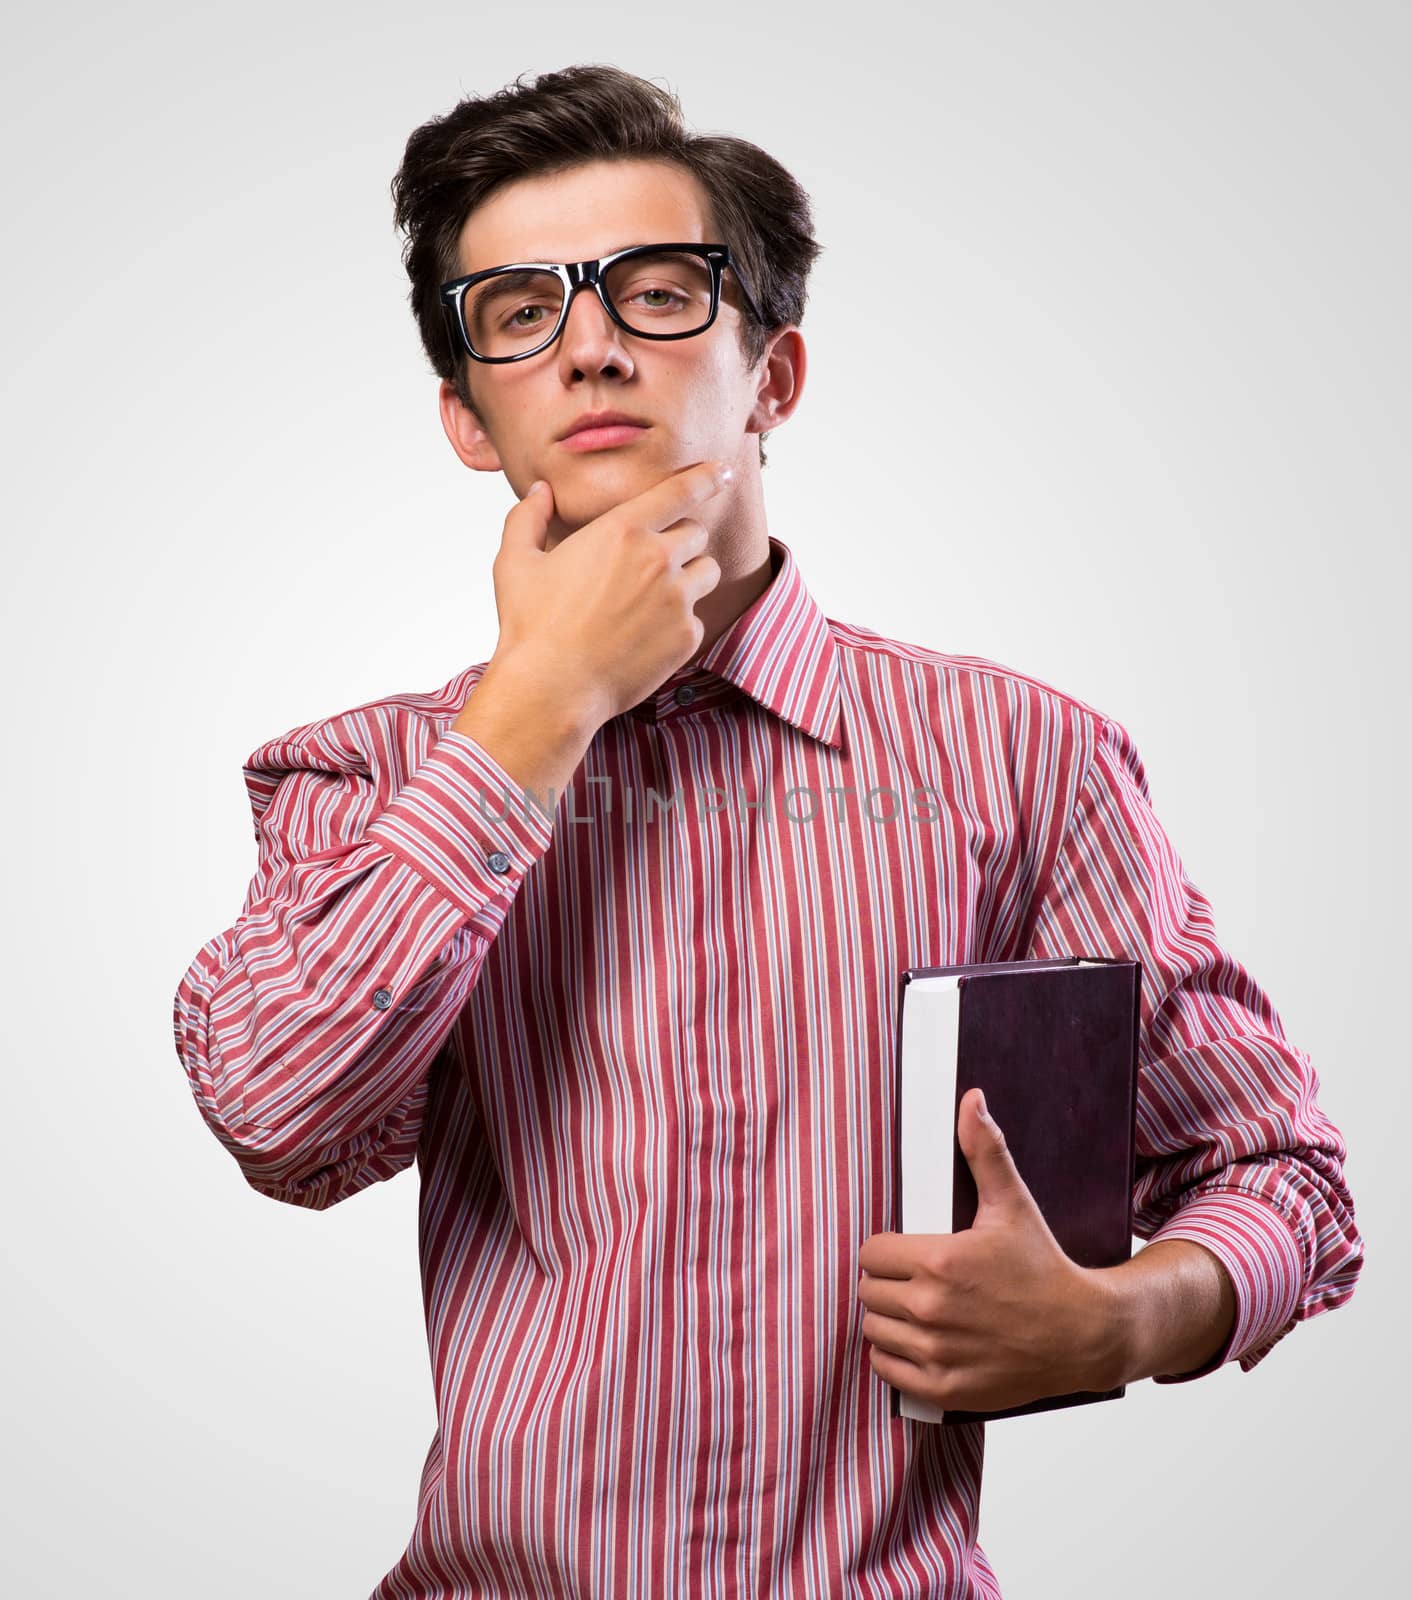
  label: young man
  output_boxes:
[174,66,1363,1597]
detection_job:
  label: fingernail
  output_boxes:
[526,480,545,496]
[976,1089,989,1121]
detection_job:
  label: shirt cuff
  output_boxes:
[1145,1189,1306,1383]
[364,728,556,941]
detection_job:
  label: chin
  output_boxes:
[552,458,655,523]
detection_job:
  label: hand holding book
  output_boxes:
[857,1085,1125,1418]
[873,956,1141,1425]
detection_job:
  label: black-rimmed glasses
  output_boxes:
[438,242,765,364]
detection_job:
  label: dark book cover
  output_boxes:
[888,956,1141,1425]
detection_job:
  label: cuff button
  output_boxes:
[487,850,511,874]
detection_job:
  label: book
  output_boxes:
[889,956,1141,1425]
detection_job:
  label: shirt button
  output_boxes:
[673,684,697,706]
[372,988,392,1009]
[486,850,511,874]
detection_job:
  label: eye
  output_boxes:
[629,286,687,309]
[505,302,552,328]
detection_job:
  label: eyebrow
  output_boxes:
[482,240,691,267]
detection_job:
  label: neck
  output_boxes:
[686,471,774,666]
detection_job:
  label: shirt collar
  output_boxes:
[693,534,844,751]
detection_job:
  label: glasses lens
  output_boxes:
[604,250,714,337]
[464,252,715,357]
[466,270,565,358]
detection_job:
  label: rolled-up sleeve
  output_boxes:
[173,716,555,1210]
[1024,714,1364,1380]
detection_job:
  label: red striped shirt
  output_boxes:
[173,534,1362,1597]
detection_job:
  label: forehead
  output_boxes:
[456,158,714,274]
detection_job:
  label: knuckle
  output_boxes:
[913,1285,947,1327]
[931,1372,958,1408]
[923,1244,951,1282]
[639,540,670,579]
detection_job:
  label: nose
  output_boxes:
[555,281,635,379]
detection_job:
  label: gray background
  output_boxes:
[2,2,1403,1594]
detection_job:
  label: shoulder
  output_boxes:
[239,662,489,825]
[826,616,1116,740]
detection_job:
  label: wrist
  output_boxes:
[1076,1263,1134,1393]
[447,653,601,805]
[475,650,605,748]
[1082,1240,1239,1389]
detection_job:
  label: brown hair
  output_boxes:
[389,64,823,468]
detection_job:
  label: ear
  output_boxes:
[745,327,806,438]
[439,377,504,474]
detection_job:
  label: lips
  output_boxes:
[558,410,650,440]
[559,423,650,453]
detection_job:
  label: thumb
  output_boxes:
[957,1088,1032,1216]
[502,478,554,554]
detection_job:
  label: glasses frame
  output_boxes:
[438,241,766,364]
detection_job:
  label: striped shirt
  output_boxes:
[173,534,1363,1598]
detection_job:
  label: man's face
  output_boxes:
[439,158,788,535]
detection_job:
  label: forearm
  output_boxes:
[1091,1238,1238,1387]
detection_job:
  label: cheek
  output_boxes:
[675,358,752,433]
